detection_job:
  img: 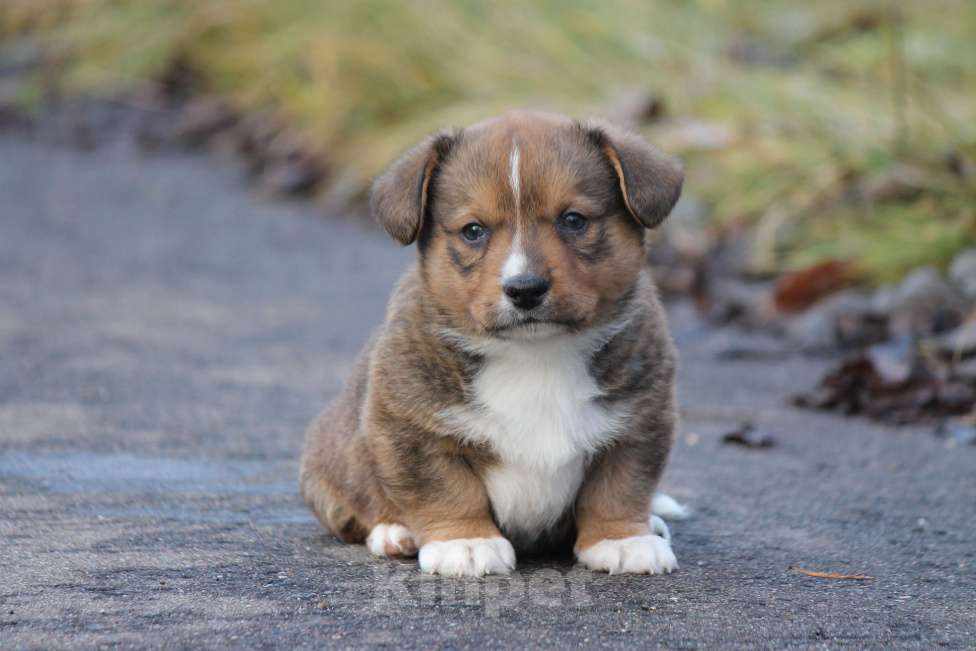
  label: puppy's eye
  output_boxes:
[461,223,487,243]
[556,211,588,233]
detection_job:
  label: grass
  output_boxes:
[2,0,975,282]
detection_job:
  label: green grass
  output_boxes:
[3,0,975,282]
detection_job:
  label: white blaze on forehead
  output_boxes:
[501,142,527,283]
[508,143,521,206]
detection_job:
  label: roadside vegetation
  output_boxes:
[2,0,974,282]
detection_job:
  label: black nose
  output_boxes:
[503,274,550,310]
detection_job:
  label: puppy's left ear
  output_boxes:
[584,121,684,229]
[370,130,457,245]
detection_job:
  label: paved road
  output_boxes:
[1,138,974,649]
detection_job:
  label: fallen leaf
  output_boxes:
[789,566,872,580]
[721,423,776,448]
[792,355,875,413]
[793,342,976,425]
[773,260,862,314]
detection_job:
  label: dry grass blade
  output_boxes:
[789,566,873,581]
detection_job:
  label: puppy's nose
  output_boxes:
[503,274,550,310]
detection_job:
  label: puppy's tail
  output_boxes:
[652,492,690,521]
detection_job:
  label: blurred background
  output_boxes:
[3,0,976,429]
[3,0,974,281]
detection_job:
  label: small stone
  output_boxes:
[899,267,960,311]
[935,321,976,358]
[786,289,883,353]
[936,420,976,446]
[871,284,899,314]
[873,267,965,331]
[722,423,777,448]
[865,335,915,385]
[786,306,835,353]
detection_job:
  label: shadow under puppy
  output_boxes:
[301,110,688,577]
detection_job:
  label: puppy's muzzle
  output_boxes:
[502,274,550,311]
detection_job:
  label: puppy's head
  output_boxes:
[371,111,683,339]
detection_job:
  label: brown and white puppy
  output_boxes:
[300,110,687,577]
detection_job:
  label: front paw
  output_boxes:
[418,537,516,577]
[366,523,417,558]
[577,535,677,575]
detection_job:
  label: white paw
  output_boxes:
[652,492,690,520]
[578,535,678,575]
[366,523,417,558]
[418,537,516,577]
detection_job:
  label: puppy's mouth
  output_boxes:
[485,315,581,340]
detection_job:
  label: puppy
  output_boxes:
[300,110,685,577]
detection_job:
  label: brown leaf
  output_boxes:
[793,337,976,425]
[789,566,872,580]
[774,260,862,314]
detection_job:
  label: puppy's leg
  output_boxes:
[300,469,370,543]
[301,340,422,552]
[301,396,406,547]
[575,428,677,575]
[303,448,419,557]
[300,413,368,543]
[417,536,516,577]
[409,483,515,578]
[372,429,515,577]
[303,438,419,558]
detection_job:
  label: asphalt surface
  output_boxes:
[1,137,974,650]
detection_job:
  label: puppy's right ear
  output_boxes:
[370,131,457,245]
[581,120,683,230]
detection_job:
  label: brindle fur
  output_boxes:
[300,110,683,557]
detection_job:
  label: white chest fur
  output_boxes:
[441,330,627,541]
